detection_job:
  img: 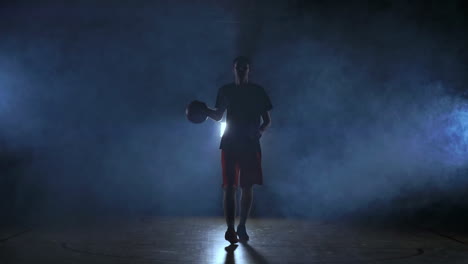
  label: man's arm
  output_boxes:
[208,85,227,122]
[259,111,271,133]
[205,107,224,122]
[258,85,272,134]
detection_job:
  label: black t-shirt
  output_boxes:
[215,82,273,152]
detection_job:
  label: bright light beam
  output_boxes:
[220,122,226,137]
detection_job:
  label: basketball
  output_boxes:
[186,100,208,124]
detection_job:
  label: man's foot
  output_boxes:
[237,224,249,241]
[225,228,239,244]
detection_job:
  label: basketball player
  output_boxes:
[204,56,272,243]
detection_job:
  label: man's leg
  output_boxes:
[237,186,253,241]
[239,186,253,226]
[224,187,239,243]
[222,150,239,243]
[223,186,237,229]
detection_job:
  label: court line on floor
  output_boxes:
[0,228,32,243]
[61,242,192,263]
[61,240,425,263]
[424,228,468,246]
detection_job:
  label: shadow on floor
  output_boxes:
[224,244,237,264]
[224,242,269,264]
[241,241,269,264]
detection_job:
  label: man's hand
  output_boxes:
[257,111,271,138]
[256,127,265,139]
[205,105,225,122]
[255,130,262,139]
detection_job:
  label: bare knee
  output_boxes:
[224,186,237,196]
[241,186,253,195]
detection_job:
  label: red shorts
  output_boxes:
[221,150,263,188]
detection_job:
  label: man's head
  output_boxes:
[233,56,250,84]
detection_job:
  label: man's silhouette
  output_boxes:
[205,56,272,243]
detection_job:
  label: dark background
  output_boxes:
[1,0,468,226]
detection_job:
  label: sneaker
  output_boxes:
[225,228,239,244]
[237,225,249,241]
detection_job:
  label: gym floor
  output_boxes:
[1,217,468,263]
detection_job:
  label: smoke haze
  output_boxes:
[1,1,468,223]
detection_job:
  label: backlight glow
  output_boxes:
[220,122,226,137]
